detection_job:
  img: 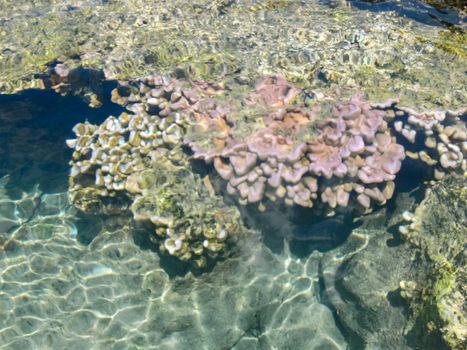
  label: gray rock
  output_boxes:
[322,229,413,349]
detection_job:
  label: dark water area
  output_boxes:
[0,85,124,193]
[323,0,466,27]
[0,84,430,252]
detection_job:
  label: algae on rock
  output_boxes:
[401,177,466,349]
[319,175,466,349]
[0,0,466,110]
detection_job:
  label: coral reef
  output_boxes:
[392,106,467,181]
[2,2,465,347]
[186,86,404,215]
[67,75,246,266]
[68,73,465,267]
[68,75,196,213]
[67,75,467,242]
[183,76,465,215]
[129,163,244,268]
[2,83,465,348]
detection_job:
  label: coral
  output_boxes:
[67,111,185,213]
[185,83,408,215]
[184,77,466,216]
[68,74,466,264]
[129,163,243,268]
[244,75,301,108]
[68,74,213,213]
[67,75,246,266]
[392,106,467,181]
[67,109,243,266]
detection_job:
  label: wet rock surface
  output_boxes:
[320,177,466,349]
[321,228,414,349]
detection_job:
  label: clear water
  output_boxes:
[0,1,465,350]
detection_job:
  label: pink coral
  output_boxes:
[357,143,405,184]
[308,142,347,179]
[104,74,465,218]
[244,75,301,109]
[182,75,439,214]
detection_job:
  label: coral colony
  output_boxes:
[66,73,466,266]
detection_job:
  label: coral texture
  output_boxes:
[129,162,243,269]
[68,74,466,263]
[68,75,245,266]
[2,1,466,111]
[183,76,465,215]
[186,85,405,214]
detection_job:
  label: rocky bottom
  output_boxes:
[0,172,464,350]
[0,182,347,350]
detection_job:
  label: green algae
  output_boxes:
[404,178,466,349]
[433,30,467,58]
[421,0,466,11]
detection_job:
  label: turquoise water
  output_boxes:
[0,1,466,349]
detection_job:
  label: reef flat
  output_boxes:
[0,0,466,110]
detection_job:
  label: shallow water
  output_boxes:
[0,1,466,349]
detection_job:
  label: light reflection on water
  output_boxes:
[0,1,465,349]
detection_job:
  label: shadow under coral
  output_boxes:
[219,152,434,260]
[0,85,124,194]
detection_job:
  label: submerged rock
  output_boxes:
[400,177,466,349]
[321,176,466,349]
[321,228,414,349]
